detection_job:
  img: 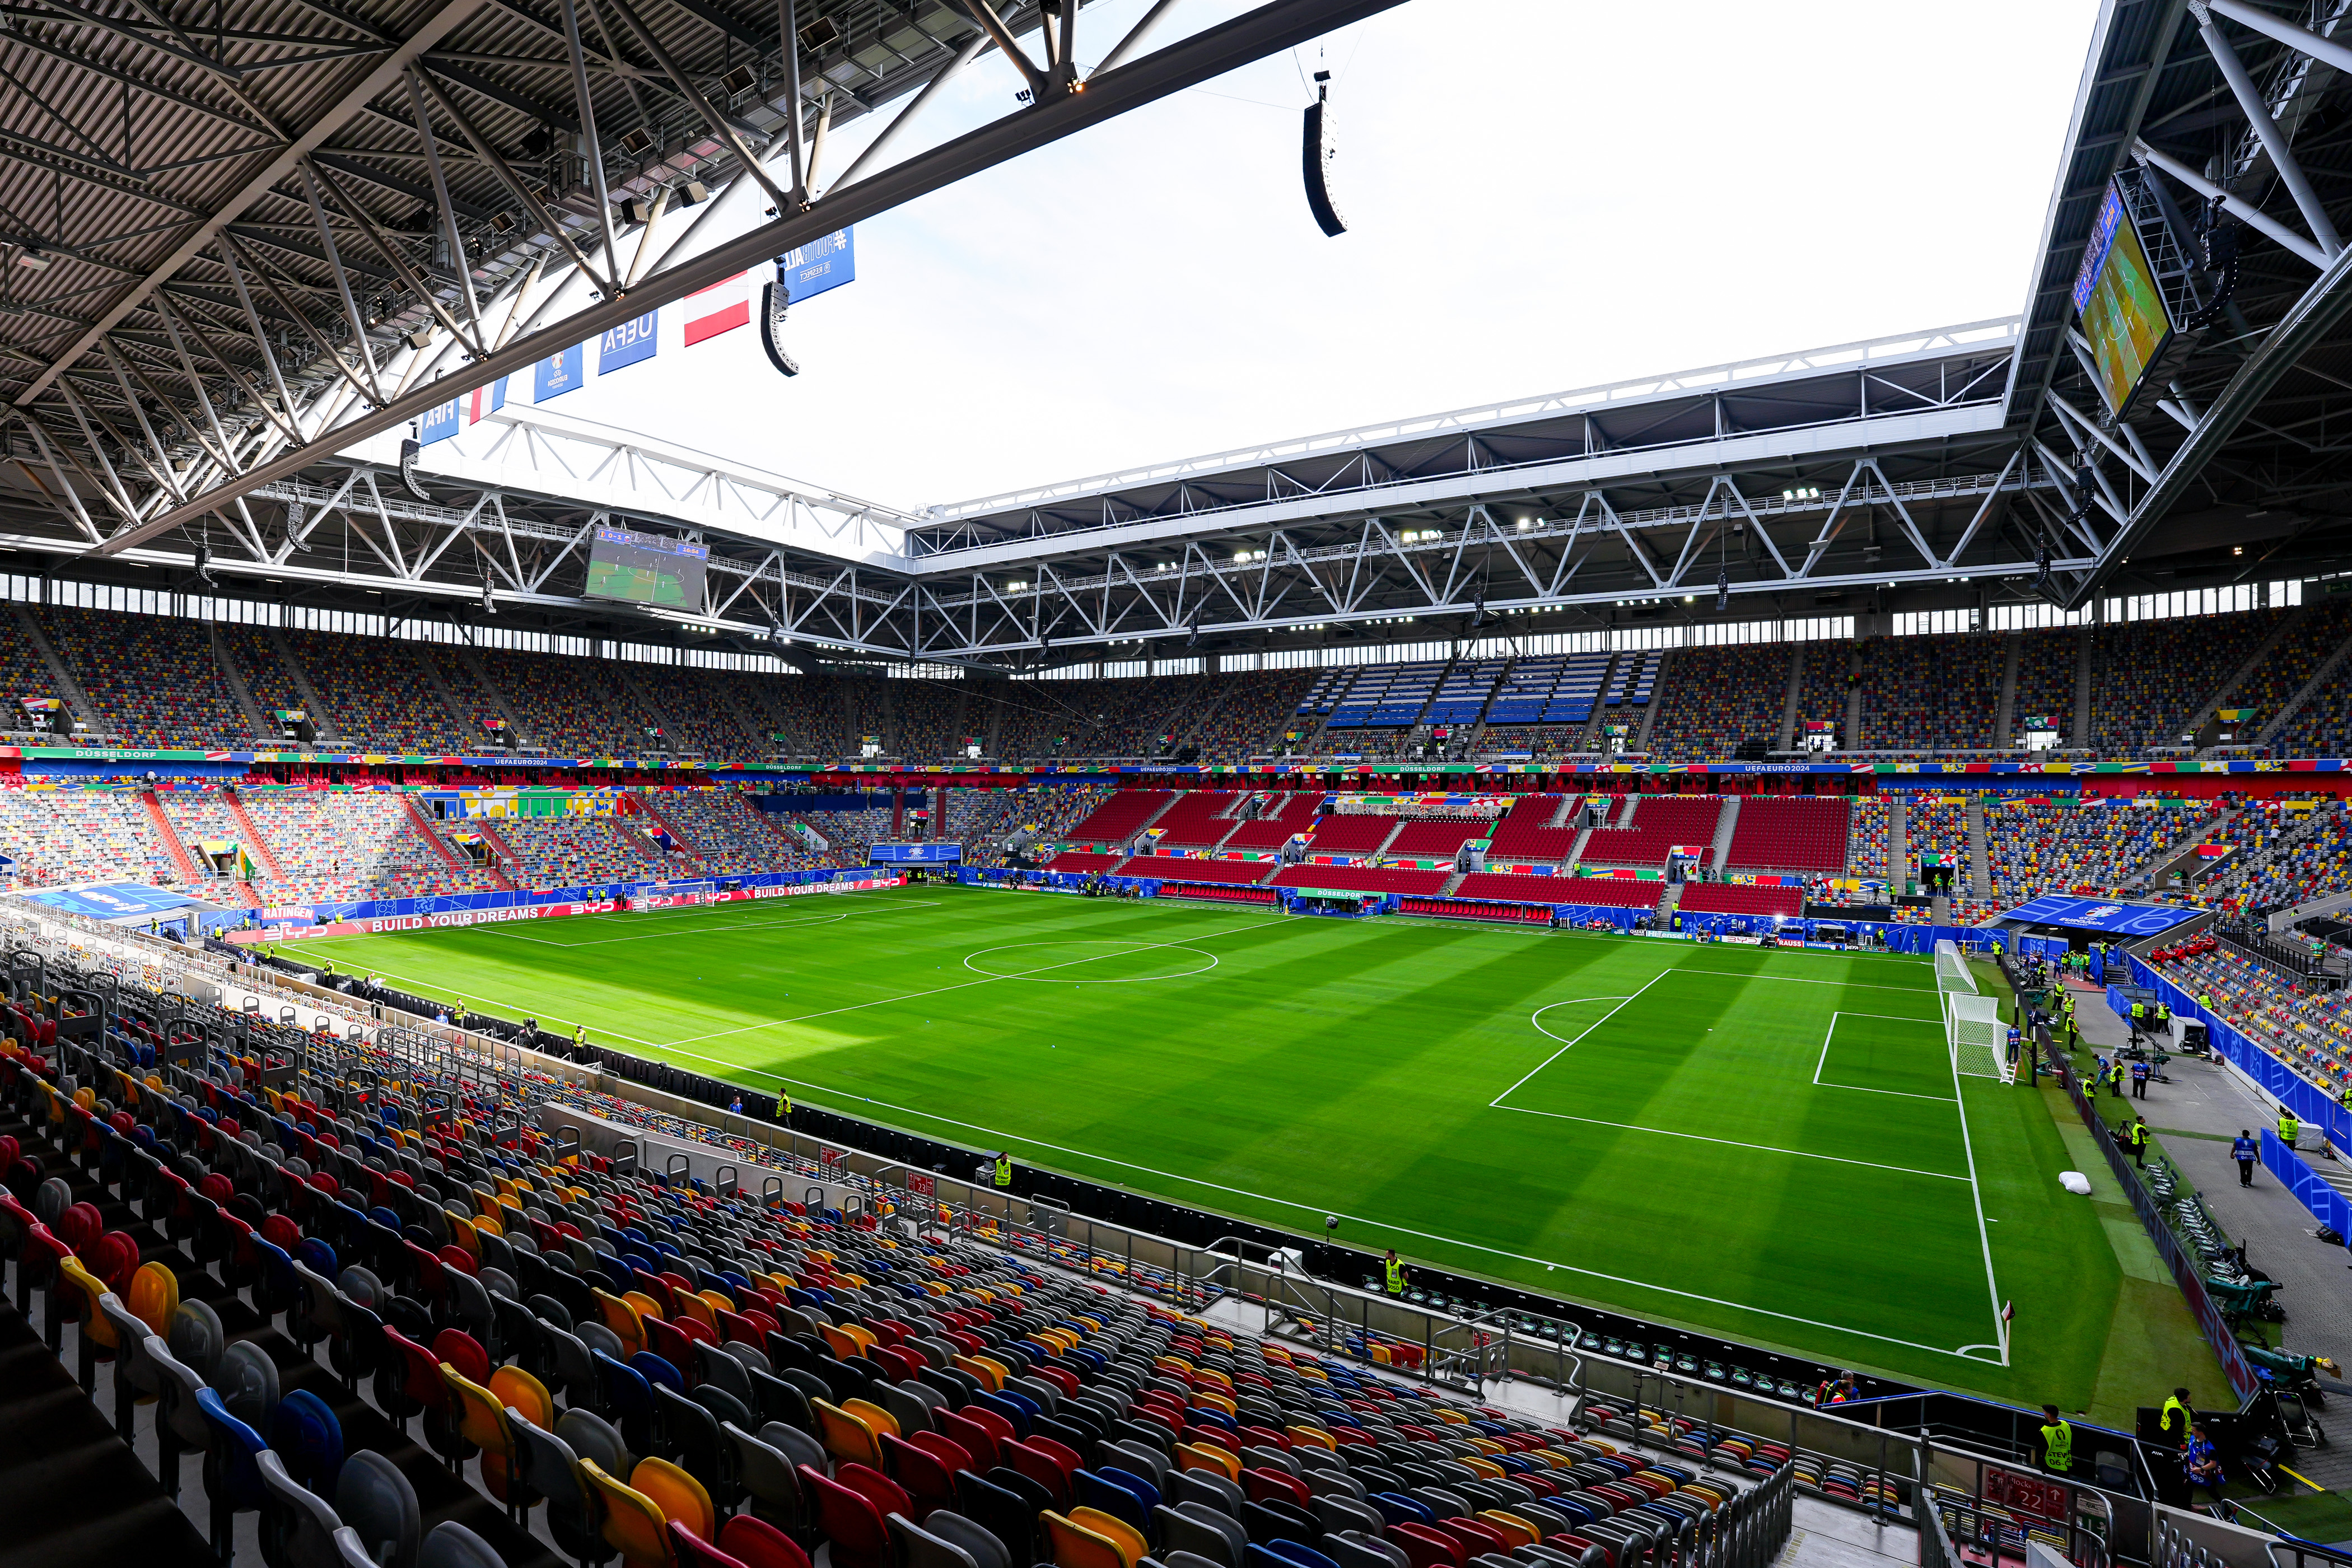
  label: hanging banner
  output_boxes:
[778,227,855,302]
[468,376,508,423]
[598,310,659,374]
[419,393,463,445]
[535,343,586,402]
[684,273,752,344]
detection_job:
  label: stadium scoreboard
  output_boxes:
[868,843,962,864]
[585,526,710,609]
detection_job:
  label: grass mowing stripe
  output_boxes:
[292,885,2162,1407]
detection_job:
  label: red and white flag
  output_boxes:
[684,272,751,346]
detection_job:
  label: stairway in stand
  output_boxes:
[635,794,707,862]
[402,795,508,890]
[218,787,286,881]
[471,819,529,890]
[137,791,202,884]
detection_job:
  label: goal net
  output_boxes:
[1934,938,1976,1001]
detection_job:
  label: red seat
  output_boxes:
[1003,1438,1072,1509]
[935,1410,1000,1472]
[801,1465,889,1568]
[1388,1523,1468,1568]
[880,1432,956,1519]
[1243,1467,1311,1508]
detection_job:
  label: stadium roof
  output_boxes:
[6,0,2352,671]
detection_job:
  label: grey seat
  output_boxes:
[757,1418,826,1472]
[925,1508,1012,1568]
[1176,1500,1250,1559]
[509,1414,612,1567]
[719,1340,772,1378]
[1337,1530,1411,1568]
[337,1450,421,1568]
[170,1298,225,1382]
[339,1266,385,1309]
[1155,1505,1238,1566]
[557,1406,636,1481]
[1105,1439,1172,1486]
[445,1268,496,1345]
[540,1322,596,1406]
[576,1319,626,1360]
[212,1339,281,1430]
[880,1381,936,1436]
[1173,1469,1245,1517]
[889,1513,980,1568]
[333,1527,385,1568]
[260,1448,347,1568]
[722,1422,805,1534]
[1300,1467,1366,1500]
[694,1342,755,1403]
[100,1295,166,1440]
[417,1520,506,1568]
[1241,1445,1299,1476]
[1315,1495,1384,1534]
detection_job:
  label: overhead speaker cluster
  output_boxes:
[1302,69,1346,238]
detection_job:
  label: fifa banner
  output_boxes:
[419,375,508,445]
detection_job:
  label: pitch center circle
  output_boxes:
[964,939,1218,983]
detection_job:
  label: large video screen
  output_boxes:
[2072,181,2173,416]
[585,525,708,609]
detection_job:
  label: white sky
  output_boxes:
[441,0,2101,514]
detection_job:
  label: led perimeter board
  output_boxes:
[2073,180,2174,416]
[585,526,709,609]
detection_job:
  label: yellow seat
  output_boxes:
[1284,1426,1336,1451]
[58,1258,116,1349]
[631,1456,715,1539]
[1476,1512,1536,1549]
[490,1364,555,1431]
[813,1398,884,1469]
[444,1365,521,1500]
[1041,1511,1132,1568]
[695,1289,735,1317]
[127,1261,179,1337]
[951,1355,1004,1393]
[1189,1390,1236,1417]
[447,1214,480,1261]
[970,1354,1012,1387]
[1176,1443,1240,1481]
[675,1294,718,1332]
[1462,1457,1502,1478]
[594,1289,646,1357]
[581,1459,677,1568]
[843,1396,900,1439]
[1070,1508,1146,1565]
[623,1290,665,1325]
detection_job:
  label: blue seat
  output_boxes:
[1099,1466,1161,1510]
[1075,1469,1154,1544]
[195,1387,269,1562]
[270,1387,346,1496]
[594,1348,657,1455]
[1258,1545,1341,1568]
[1369,1493,1429,1525]
[631,1349,686,1392]
[972,1390,1030,1439]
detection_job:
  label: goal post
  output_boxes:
[1936,940,2010,1081]
[1949,994,2010,1084]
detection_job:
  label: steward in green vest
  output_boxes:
[2162,1389,2194,1450]
[1383,1250,1407,1295]
[2279,1111,2301,1147]
[2039,1406,2074,1474]
[993,1152,1013,1188]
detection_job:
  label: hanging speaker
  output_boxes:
[398,436,430,501]
[759,281,799,377]
[1301,71,1346,237]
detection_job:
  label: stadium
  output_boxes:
[10,1,2352,1566]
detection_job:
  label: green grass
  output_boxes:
[295,883,2227,1417]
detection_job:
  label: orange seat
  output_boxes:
[814,1399,884,1469]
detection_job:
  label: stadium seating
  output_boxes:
[1905,797,1973,894]
[1143,791,1240,849]
[2090,612,2279,755]
[1300,814,1398,856]
[1457,871,1661,908]
[0,786,178,885]
[480,650,634,755]
[1325,662,1444,730]
[1724,797,1850,875]
[282,631,471,753]
[2010,629,2079,746]
[1982,797,2215,903]
[496,816,664,886]
[155,787,253,892]
[636,667,768,759]
[1189,671,1316,758]
[764,806,892,869]
[1062,791,1172,846]
[1859,636,1999,753]
[0,971,1795,1568]
[1217,791,1319,851]
[1268,864,1449,895]
[1034,850,1124,875]
[46,608,255,750]
[1384,819,1483,860]
[1485,795,1578,864]
[1115,855,1270,885]
[2191,795,2352,918]
[1579,796,1724,869]
[1677,883,1805,920]
[638,790,799,875]
[1645,646,1785,760]
[1846,796,1889,880]
[888,680,967,758]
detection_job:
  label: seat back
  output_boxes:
[581,1458,678,1568]
[337,1449,422,1568]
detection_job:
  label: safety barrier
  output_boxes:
[2056,1047,2262,1401]
[2260,1130,2352,1241]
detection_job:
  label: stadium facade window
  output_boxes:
[885,663,962,679]
[1985,603,2096,631]
[1892,609,1981,637]
[1151,657,1203,676]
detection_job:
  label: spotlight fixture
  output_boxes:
[617,128,656,158]
[675,179,711,206]
[616,195,654,227]
[13,248,51,272]
[718,64,755,97]
[481,583,497,616]
[797,16,842,52]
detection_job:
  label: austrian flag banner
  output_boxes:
[685,273,752,345]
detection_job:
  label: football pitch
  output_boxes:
[296,883,2212,1412]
